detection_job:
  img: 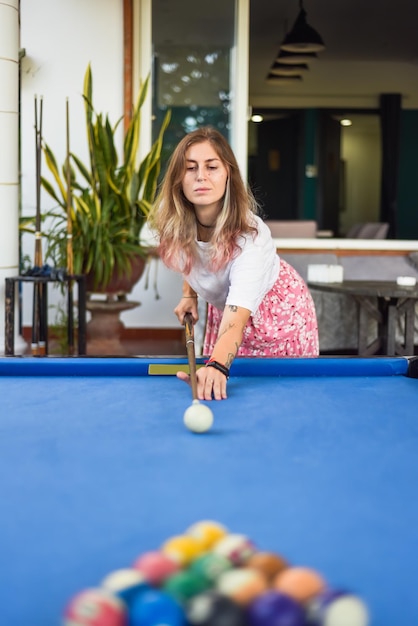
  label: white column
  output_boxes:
[0,0,26,354]
[231,0,250,178]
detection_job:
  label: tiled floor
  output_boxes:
[21,330,186,358]
[119,336,185,357]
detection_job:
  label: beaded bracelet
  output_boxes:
[206,360,230,379]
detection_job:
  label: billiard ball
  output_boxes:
[213,533,257,565]
[189,552,233,584]
[216,567,268,605]
[129,588,186,626]
[62,588,126,626]
[306,588,370,626]
[186,590,248,626]
[186,520,228,549]
[183,401,214,433]
[162,534,205,566]
[247,590,305,626]
[132,551,180,585]
[246,552,289,582]
[163,569,210,603]
[101,568,149,606]
[273,566,326,604]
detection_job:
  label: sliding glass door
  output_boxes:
[134,0,249,174]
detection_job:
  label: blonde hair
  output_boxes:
[148,126,259,274]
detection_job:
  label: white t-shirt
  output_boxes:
[185,215,280,314]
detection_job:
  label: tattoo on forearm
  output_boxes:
[218,322,235,339]
[225,344,238,368]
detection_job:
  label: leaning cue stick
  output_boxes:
[65,98,74,355]
[32,96,45,356]
[184,312,198,401]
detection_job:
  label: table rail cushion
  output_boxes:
[0,356,414,378]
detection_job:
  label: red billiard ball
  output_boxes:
[132,551,180,585]
[62,588,126,626]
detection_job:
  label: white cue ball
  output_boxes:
[183,400,214,433]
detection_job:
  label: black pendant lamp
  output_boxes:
[276,49,318,65]
[280,1,325,53]
[269,62,309,76]
[266,74,303,86]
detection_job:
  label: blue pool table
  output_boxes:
[1,356,418,625]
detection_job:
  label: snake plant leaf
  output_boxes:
[38,64,170,292]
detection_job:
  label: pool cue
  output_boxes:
[65,98,74,355]
[184,312,198,401]
[32,95,45,356]
[183,313,214,433]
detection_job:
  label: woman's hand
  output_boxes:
[174,295,199,325]
[177,365,227,401]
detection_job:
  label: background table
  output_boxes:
[1,356,418,625]
[308,280,418,356]
[4,274,87,355]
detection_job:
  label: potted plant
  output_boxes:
[38,64,170,294]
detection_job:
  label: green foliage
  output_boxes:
[38,65,170,289]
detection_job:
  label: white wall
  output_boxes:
[20,0,182,329]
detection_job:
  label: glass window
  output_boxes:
[152,0,235,159]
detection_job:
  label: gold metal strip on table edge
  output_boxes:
[147,364,204,375]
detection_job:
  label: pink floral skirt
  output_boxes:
[203,259,319,357]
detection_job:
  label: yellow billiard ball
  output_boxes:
[186,520,228,550]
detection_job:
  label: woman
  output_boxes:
[149,127,318,400]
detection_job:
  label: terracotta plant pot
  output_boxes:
[86,253,147,296]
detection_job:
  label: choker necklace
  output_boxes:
[196,217,216,229]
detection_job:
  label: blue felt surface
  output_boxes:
[0,359,417,625]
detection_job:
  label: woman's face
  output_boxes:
[182,141,228,213]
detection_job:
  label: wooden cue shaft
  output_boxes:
[66,98,74,355]
[37,97,46,355]
[184,313,198,401]
[32,96,44,355]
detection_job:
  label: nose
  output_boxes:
[196,168,206,181]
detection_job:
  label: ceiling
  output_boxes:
[249,0,418,110]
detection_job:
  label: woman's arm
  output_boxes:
[176,303,250,401]
[174,281,199,324]
[210,304,251,368]
[197,304,250,400]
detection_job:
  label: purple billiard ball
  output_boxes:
[248,590,305,626]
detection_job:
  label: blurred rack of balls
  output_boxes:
[63,520,370,625]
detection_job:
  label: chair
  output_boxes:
[265,220,318,238]
[345,222,389,239]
